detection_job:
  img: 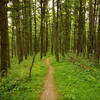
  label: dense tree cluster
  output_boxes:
[0,0,100,76]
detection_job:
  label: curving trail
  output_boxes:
[40,58,57,100]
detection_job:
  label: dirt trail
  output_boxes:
[40,58,57,100]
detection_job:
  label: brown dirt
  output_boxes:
[40,58,57,100]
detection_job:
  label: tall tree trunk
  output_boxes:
[77,0,86,55]
[55,0,60,61]
[0,1,9,76]
[13,0,23,64]
[88,0,96,57]
[29,0,33,56]
[64,0,71,53]
[40,0,44,58]
[96,0,100,63]
[34,0,37,53]
[51,0,55,55]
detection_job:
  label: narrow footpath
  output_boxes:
[40,58,57,100]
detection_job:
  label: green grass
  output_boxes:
[0,55,47,100]
[51,55,100,100]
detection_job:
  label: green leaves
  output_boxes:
[0,56,47,100]
[52,56,100,100]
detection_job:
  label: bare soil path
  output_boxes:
[40,58,57,100]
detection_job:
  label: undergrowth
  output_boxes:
[51,55,100,100]
[0,55,47,100]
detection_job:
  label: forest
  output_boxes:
[0,0,100,100]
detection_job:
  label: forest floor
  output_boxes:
[40,58,57,100]
[51,55,100,100]
[0,56,47,100]
[0,55,100,100]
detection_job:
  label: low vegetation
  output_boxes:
[52,55,100,100]
[0,56,47,100]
